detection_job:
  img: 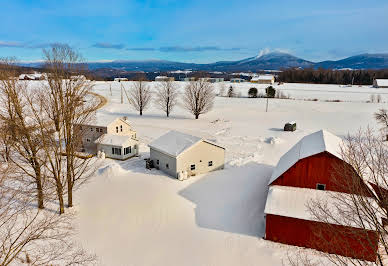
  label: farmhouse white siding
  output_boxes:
[149,130,225,178]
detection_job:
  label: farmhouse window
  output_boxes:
[316,183,326,190]
[166,163,169,169]
[124,146,131,155]
[156,160,159,165]
[112,147,121,155]
[208,161,213,166]
[120,125,123,132]
[190,164,196,170]
[116,126,119,133]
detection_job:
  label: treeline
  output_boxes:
[277,68,388,85]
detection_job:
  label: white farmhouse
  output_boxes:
[251,75,275,84]
[373,79,388,88]
[78,116,138,160]
[148,130,225,178]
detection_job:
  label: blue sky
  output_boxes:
[0,0,387,63]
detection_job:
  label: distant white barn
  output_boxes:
[251,75,275,84]
[155,76,174,81]
[373,79,388,88]
[148,130,225,178]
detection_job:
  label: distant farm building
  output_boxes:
[180,77,196,82]
[373,79,388,88]
[230,78,245,83]
[155,76,175,82]
[19,73,45,80]
[148,130,225,179]
[199,77,224,83]
[251,75,275,84]
[78,116,138,160]
[114,78,128,82]
[264,130,379,262]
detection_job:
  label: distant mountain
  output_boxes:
[315,53,388,70]
[18,52,388,72]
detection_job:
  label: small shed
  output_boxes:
[251,75,275,84]
[148,130,225,178]
[284,121,296,131]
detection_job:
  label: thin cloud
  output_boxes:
[92,42,124,49]
[0,41,25,48]
[127,48,156,51]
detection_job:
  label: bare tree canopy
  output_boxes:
[183,79,215,119]
[127,77,152,116]
[375,109,388,141]
[154,80,179,117]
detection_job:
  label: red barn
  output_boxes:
[264,130,379,262]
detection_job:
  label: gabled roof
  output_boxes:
[148,130,224,158]
[92,116,132,128]
[375,79,388,87]
[264,185,378,230]
[268,130,342,185]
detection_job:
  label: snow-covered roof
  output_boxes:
[95,134,134,146]
[264,185,378,230]
[148,130,224,157]
[269,130,342,185]
[90,116,131,127]
[375,79,388,87]
[251,75,274,81]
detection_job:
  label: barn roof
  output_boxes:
[375,79,388,87]
[148,130,224,158]
[264,185,379,230]
[268,130,342,185]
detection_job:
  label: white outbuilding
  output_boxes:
[373,79,388,88]
[148,130,225,178]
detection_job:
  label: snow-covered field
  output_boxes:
[73,81,386,265]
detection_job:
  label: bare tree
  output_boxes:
[183,79,215,119]
[43,44,97,208]
[127,77,152,116]
[0,161,96,265]
[154,80,179,117]
[290,128,388,266]
[0,61,45,209]
[374,109,388,141]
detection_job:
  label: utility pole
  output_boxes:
[121,83,123,104]
[266,97,269,112]
[110,83,112,96]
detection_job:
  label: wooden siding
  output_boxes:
[266,214,378,262]
[271,152,364,194]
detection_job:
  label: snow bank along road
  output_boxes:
[72,81,386,265]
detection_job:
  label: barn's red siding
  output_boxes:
[265,214,379,262]
[271,152,361,194]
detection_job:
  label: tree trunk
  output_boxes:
[36,174,44,209]
[67,160,73,208]
[56,180,65,214]
[140,109,143,116]
[195,114,199,119]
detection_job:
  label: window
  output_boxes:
[156,160,159,165]
[96,127,99,132]
[86,138,91,142]
[116,126,119,133]
[166,163,169,169]
[90,127,93,132]
[208,161,213,167]
[316,184,326,190]
[190,164,195,170]
[120,125,123,132]
[124,146,132,155]
[112,147,121,155]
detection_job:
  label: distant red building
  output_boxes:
[264,130,379,262]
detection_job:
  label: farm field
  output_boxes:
[71,81,386,265]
